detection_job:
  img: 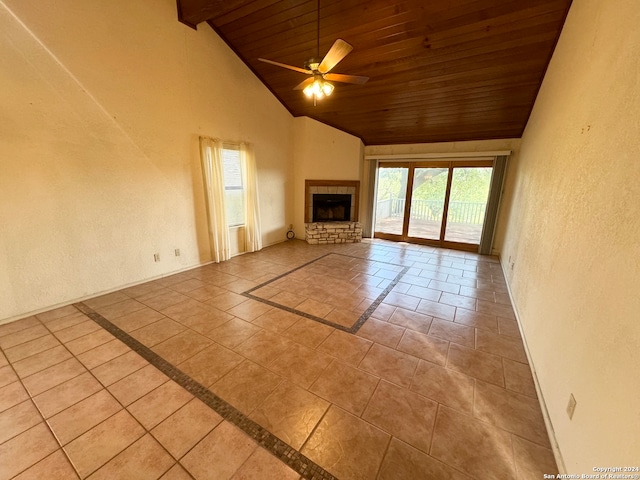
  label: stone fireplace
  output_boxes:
[305,180,362,244]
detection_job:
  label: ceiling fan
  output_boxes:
[257,0,368,104]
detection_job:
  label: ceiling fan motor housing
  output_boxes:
[305,59,322,71]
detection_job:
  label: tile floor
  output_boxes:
[0,239,558,480]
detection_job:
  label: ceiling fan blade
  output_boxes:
[294,78,315,90]
[318,39,353,74]
[258,58,312,75]
[324,73,369,85]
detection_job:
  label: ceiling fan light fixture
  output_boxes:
[322,81,334,96]
[256,0,368,104]
[303,77,333,99]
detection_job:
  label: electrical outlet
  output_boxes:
[511,261,515,270]
[175,248,180,257]
[566,393,577,419]
[153,253,160,262]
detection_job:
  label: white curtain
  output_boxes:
[199,137,231,263]
[240,142,262,253]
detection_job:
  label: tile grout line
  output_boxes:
[2,243,530,478]
[242,253,334,295]
[348,266,410,333]
[74,302,338,480]
[0,325,84,480]
[241,292,349,331]
[296,403,331,455]
[427,403,441,456]
[54,316,223,478]
[36,314,180,480]
[373,431,394,480]
[241,251,410,333]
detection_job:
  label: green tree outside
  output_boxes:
[376,166,492,225]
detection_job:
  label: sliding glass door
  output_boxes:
[374,160,493,251]
[407,167,449,241]
[374,166,409,236]
[444,167,492,245]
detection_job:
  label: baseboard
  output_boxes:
[499,257,567,474]
[1,239,295,326]
[0,259,215,326]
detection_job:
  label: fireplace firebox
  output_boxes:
[312,194,352,222]
[304,179,360,223]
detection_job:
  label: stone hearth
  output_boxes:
[305,221,362,244]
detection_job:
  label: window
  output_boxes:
[222,146,244,227]
[199,136,262,261]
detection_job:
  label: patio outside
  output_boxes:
[375,199,486,245]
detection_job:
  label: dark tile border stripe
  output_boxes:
[74,302,337,480]
[241,253,409,333]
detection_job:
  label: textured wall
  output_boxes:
[0,0,294,321]
[499,0,640,469]
[292,117,364,237]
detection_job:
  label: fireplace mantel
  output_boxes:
[304,179,360,223]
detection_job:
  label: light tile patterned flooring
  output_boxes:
[0,239,557,480]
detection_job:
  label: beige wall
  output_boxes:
[499,0,640,470]
[292,117,364,236]
[0,0,294,322]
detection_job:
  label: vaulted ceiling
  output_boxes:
[177,0,572,145]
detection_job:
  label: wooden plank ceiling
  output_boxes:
[177,0,572,145]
